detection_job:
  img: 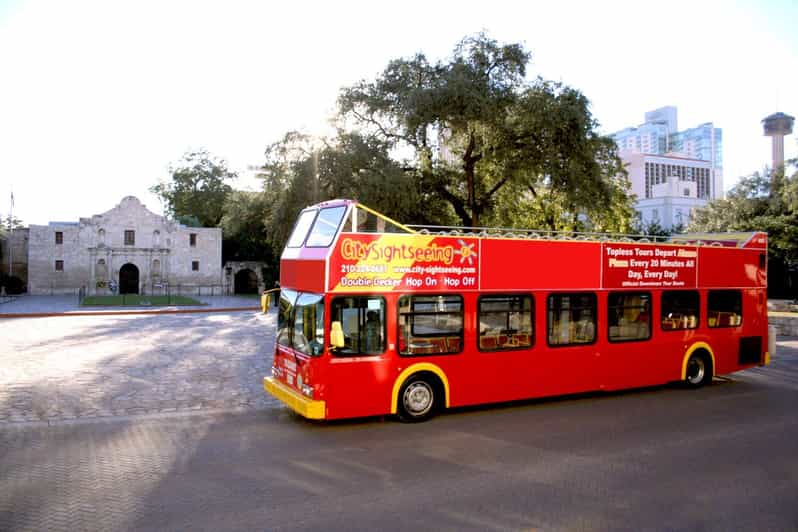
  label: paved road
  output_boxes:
[0,309,276,423]
[1,339,796,531]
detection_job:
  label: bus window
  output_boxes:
[399,295,463,355]
[608,292,651,342]
[305,206,347,247]
[661,290,699,330]
[708,290,742,327]
[331,296,386,355]
[292,293,325,356]
[277,289,298,348]
[478,295,534,350]
[547,293,597,346]
[286,209,318,248]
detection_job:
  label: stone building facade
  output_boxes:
[27,196,222,295]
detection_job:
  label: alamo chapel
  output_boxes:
[26,196,223,295]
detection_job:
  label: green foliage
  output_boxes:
[259,130,456,251]
[338,33,633,230]
[689,161,798,266]
[151,149,235,227]
[220,190,277,266]
[176,214,203,227]
[0,213,24,263]
[1,213,24,232]
[633,220,680,238]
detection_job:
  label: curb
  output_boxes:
[0,306,262,319]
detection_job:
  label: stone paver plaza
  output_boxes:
[0,296,276,424]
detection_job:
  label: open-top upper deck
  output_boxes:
[280,200,768,294]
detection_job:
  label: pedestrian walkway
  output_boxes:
[0,294,261,317]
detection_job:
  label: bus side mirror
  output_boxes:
[330,321,345,348]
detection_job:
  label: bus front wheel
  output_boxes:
[685,351,713,388]
[397,374,440,422]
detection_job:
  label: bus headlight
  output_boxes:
[271,365,283,378]
[301,384,314,398]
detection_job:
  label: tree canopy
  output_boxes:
[219,190,276,264]
[150,149,236,227]
[338,33,633,230]
[259,130,455,251]
[150,33,639,277]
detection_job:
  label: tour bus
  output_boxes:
[264,199,771,422]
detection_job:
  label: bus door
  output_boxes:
[600,292,664,389]
[538,292,602,396]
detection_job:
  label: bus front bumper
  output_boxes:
[263,377,326,420]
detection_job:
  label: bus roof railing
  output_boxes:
[405,224,763,247]
[406,224,674,243]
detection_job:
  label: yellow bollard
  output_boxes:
[261,293,270,313]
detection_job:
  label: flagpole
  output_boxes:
[8,189,13,276]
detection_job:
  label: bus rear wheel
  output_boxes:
[685,351,713,388]
[397,374,440,422]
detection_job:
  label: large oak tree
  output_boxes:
[338,33,632,230]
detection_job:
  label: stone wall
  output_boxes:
[769,314,798,337]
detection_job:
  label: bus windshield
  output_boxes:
[305,206,347,247]
[286,209,318,248]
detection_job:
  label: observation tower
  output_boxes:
[762,112,794,171]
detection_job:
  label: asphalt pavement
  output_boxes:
[1,335,797,531]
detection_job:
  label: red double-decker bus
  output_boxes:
[264,199,772,421]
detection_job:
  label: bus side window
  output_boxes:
[399,294,463,356]
[547,293,597,346]
[661,290,699,331]
[608,292,651,342]
[331,296,386,355]
[708,290,742,327]
[478,294,534,351]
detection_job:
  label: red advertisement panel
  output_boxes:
[328,233,480,292]
[602,243,698,289]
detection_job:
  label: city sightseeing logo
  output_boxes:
[454,239,477,265]
[340,238,477,266]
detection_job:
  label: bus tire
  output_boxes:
[397,373,441,423]
[685,350,713,388]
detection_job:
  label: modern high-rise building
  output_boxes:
[611,106,723,230]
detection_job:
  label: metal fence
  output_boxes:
[77,283,243,305]
[142,283,231,297]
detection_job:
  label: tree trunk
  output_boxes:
[463,131,482,227]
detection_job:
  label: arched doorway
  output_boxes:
[119,263,139,295]
[234,268,258,294]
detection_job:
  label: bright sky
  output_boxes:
[1,0,796,225]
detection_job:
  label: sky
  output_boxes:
[1,0,796,225]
